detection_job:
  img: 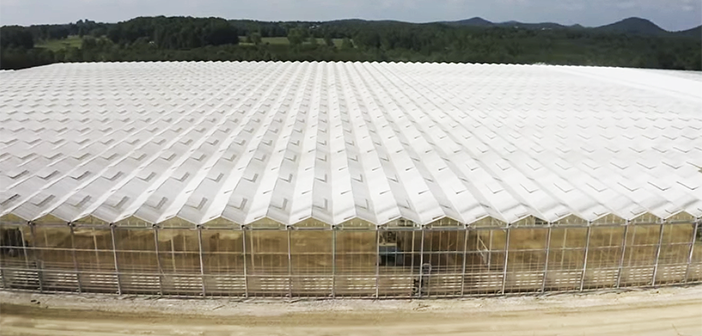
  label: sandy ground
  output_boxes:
[1,287,701,336]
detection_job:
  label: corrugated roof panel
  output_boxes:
[0,62,700,225]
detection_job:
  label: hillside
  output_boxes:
[594,17,666,35]
[673,25,702,38]
[444,17,494,27]
[443,16,696,35]
[497,21,569,30]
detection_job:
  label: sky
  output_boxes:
[1,0,700,31]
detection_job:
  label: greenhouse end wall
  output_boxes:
[1,217,701,299]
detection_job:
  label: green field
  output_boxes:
[35,36,83,51]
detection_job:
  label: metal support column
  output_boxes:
[460,225,469,297]
[651,223,666,286]
[20,223,30,268]
[69,223,82,293]
[0,233,6,288]
[683,222,702,283]
[500,226,511,294]
[0,224,7,288]
[152,225,164,295]
[197,225,206,297]
[417,227,426,298]
[0,263,5,290]
[487,230,493,269]
[579,224,592,291]
[29,223,44,293]
[375,227,380,298]
[287,226,293,299]
[615,223,630,288]
[331,227,336,299]
[684,221,699,283]
[241,226,249,298]
[110,224,122,295]
[541,225,553,293]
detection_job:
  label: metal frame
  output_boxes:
[153,225,164,295]
[110,223,122,295]
[374,227,380,298]
[286,226,293,299]
[651,222,666,286]
[460,224,469,296]
[615,222,630,288]
[28,222,44,292]
[579,224,592,291]
[0,218,698,299]
[684,220,700,283]
[541,225,552,293]
[500,226,511,294]
[417,227,426,298]
[68,223,82,293]
[241,226,249,298]
[331,227,336,298]
[197,225,206,296]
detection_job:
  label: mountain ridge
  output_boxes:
[440,16,699,35]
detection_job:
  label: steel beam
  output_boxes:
[0,240,6,288]
[0,268,5,290]
[615,223,630,288]
[417,227,426,298]
[684,221,700,283]
[460,225,469,297]
[541,226,552,293]
[500,226,511,294]
[110,224,122,295]
[331,227,336,299]
[241,227,249,298]
[287,226,293,299]
[69,223,82,293]
[197,225,206,297]
[487,230,493,269]
[579,225,591,291]
[152,225,164,295]
[375,227,380,298]
[28,223,44,293]
[651,223,665,286]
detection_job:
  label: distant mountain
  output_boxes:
[594,17,666,35]
[496,21,569,30]
[672,25,701,38]
[440,16,702,36]
[444,17,494,27]
[444,18,576,30]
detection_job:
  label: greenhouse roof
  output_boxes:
[1,61,701,226]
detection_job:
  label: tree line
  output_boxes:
[1,16,700,70]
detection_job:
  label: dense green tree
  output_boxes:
[1,26,35,49]
[341,37,354,50]
[287,28,305,46]
[324,34,334,47]
[251,32,262,45]
[2,16,701,71]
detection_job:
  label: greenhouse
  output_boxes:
[1,61,701,298]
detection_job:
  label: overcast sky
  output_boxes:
[1,0,700,31]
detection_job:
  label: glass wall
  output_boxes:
[0,216,699,298]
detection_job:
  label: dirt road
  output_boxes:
[1,287,701,336]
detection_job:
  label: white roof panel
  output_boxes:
[1,61,701,225]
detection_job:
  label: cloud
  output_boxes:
[0,0,700,31]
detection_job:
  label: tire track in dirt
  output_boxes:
[1,288,701,336]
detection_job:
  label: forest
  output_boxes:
[1,16,700,70]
